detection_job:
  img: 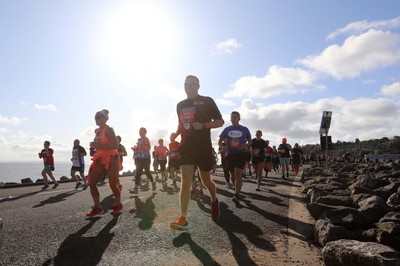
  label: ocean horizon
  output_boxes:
[0,161,136,184]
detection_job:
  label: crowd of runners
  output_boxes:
[37,74,305,230]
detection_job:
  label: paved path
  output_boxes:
[0,168,323,265]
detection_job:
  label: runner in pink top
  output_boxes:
[87,109,123,217]
[155,139,169,185]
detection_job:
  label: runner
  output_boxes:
[264,140,274,179]
[278,138,292,179]
[129,127,156,194]
[170,75,224,230]
[291,143,303,175]
[251,130,267,191]
[155,139,169,186]
[38,141,59,190]
[70,139,88,190]
[168,133,180,188]
[218,111,252,205]
[271,145,280,173]
[86,109,122,216]
[218,141,231,189]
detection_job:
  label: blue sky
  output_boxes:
[1,0,400,162]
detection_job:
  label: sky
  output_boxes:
[1,0,400,162]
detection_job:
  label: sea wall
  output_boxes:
[301,161,400,265]
[0,170,135,189]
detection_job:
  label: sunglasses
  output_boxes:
[184,81,198,85]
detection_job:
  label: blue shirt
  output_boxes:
[219,125,251,154]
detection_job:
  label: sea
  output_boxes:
[0,161,136,184]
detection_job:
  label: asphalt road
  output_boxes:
[0,168,323,266]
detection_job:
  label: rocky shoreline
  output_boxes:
[0,170,136,189]
[301,161,400,265]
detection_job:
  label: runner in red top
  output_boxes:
[168,133,180,188]
[38,140,59,189]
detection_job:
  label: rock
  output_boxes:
[337,164,357,174]
[358,195,390,224]
[306,202,342,220]
[351,185,375,195]
[60,176,69,181]
[387,193,400,210]
[314,219,362,246]
[351,175,390,190]
[315,195,355,207]
[321,207,370,230]
[307,187,328,203]
[35,179,44,183]
[314,183,344,192]
[21,178,33,184]
[376,212,400,237]
[322,239,400,266]
[351,193,374,206]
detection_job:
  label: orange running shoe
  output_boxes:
[86,207,104,217]
[170,216,188,230]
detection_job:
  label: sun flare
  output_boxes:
[96,2,177,79]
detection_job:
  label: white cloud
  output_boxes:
[328,16,400,40]
[223,65,321,98]
[34,104,58,111]
[299,29,400,79]
[215,98,236,107]
[215,38,242,54]
[0,115,22,125]
[381,82,400,96]
[221,97,400,146]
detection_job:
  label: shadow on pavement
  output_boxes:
[133,193,157,230]
[241,197,314,242]
[42,214,120,266]
[32,191,78,208]
[0,191,41,203]
[173,232,221,266]
[216,202,276,265]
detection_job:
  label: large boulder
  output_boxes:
[350,175,390,190]
[358,196,390,224]
[60,176,69,181]
[321,207,370,230]
[307,187,328,203]
[306,202,341,220]
[315,195,354,207]
[322,239,400,266]
[387,193,400,211]
[363,229,400,251]
[314,219,362,246]
[21,178,33,184]
[376,212,400,237]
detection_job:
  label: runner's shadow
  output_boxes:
[159,184,179,195]
[216,202,275,251]
[241,197,314,242]
[42,215,120,266]
[32,191,78,208]
[216,202,276,265]
[133,193,157,230]
[172,232,221,266]
[241,191,287,207]
[0,191,41,203]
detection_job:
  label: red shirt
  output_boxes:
[39,148,54,166]
[169,141,180,161]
